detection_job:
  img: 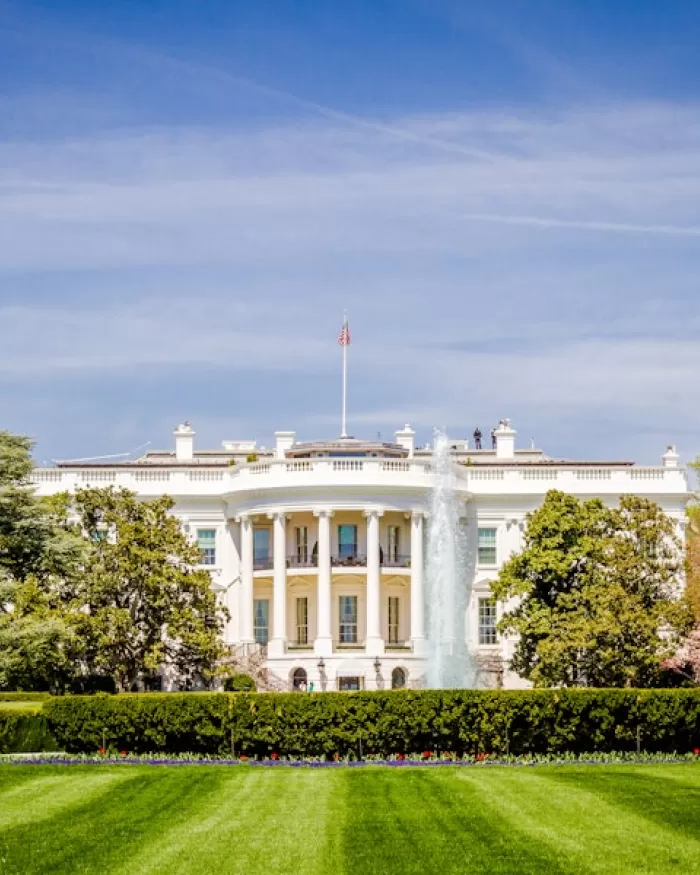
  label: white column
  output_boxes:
[238,515,254,645]
[364,508,384,656]
[314,509,333,656]
[223,521,238,646]
[410,511,425,655]
[268,510,288,657]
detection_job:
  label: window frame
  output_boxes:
[197,528,217,566]
[253,598,270,646]
[296,596,309,645]
[477,526,498,566]
[339,594,358,644]
[387,595,400,644]
[478,596,498,646]
[253,527,271,563]
[337,524,358,560]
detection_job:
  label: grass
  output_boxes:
[0,763,699,874]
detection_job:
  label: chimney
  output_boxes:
[663,445,680,468]
[275,430,296,460]
[174,422,195,461]
[494,419,516,460]
[395,424,416,458]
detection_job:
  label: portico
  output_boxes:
[235,506,424,660]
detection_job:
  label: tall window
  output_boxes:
[254,528,270,563]
[478,597,498,645]
[197,529,216,566]
[254,599,269,645]
[339,595,358,643]
[478,527,497,565]
[295,527,308,564]
[296,597,308,645]
[387,525,400,563]
[388,596,400,644]
[338,525,358,560]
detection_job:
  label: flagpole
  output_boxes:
[341,312,348,438]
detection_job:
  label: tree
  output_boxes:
[0,432,84,690]
[491,490,689,687]
[69,488,227,692]
[662,493,700,684]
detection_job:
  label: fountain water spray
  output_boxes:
[424,430,477,688]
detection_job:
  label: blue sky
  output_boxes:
[2,0,700,464]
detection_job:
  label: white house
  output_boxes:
[31,420,689,691]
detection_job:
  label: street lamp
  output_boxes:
[317,657,325,671]
[373,657,381,674]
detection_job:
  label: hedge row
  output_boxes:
[0,692,51,702]
[44,689,700,758]
[0,712,57,754]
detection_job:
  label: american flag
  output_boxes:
[338,319,351,346]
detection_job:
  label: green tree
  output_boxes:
[70,488,227,692]
[491,490,688,687]
[0,432,84,690]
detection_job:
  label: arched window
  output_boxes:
[391,667,407,689]
[292,667,308,691]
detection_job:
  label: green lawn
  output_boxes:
[0,763,699,874]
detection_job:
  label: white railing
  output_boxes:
[332,460,364,472]
[467,469,505,480]
[521,469,558,480]
[576,469,612,480]
[188,471,224,481]
[79,470,116,482]
[134,471,171,482]
[630,468,666,481]
[29,460,684,496]
[382,461,411,472]
[286,461,312,472]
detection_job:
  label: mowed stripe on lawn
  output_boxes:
[1,764,700,875]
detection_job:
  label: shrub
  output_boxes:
[0,711,57,753]
[44,689,700,758]
[223,674,256,692]
[46,693,231,755]
[0,692,51,702]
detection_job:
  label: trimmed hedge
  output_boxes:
[44,689,700,758]
[0,692,51,702]
[0,711,57,753]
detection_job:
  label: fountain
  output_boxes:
[424,430,477,688]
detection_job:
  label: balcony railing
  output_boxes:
[253,556,273,571]
[331,554,367,567]
[286,555,318,568]
[382,553,411,568]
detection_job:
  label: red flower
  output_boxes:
[98,747,106,755]
[120,750,127,757]
[333,752,340,761]
[240,755,247,761]
[422,751,432,759]
[271,752,279,760]
[694,748,700,756]
[396,753,405,761]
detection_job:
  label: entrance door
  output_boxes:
[338,676,363,691]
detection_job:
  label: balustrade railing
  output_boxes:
[286,554,318,568]
[382,553,411,568]
[331,554,367,567]
[253,556,273,571]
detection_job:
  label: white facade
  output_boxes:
[32,422,689,691]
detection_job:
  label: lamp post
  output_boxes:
[317,657,326,692]
[373,656,382,691]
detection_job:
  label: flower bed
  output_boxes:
[6,750,700,768]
